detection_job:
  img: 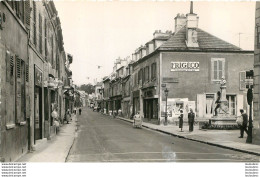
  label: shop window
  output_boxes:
[211,58,225,81]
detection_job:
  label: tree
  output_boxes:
[78,84,95,95]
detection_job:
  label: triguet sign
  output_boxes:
[171,62,199,71]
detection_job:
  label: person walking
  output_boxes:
[239,109,248,138]
[79,108,82,115]
[66,109,71,124]
[178,110,184,132]
[188,108,195,132]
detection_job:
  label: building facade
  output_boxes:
[101,5,254,126]
[0,0,72,162]
[253,2,260,145]
[132,9,254,124]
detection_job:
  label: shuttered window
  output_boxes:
[239,71,246,91]
[211,58,225,81]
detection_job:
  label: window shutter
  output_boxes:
[33,1,37,46]
[26,64,29,82]
[6,51,10,82]
[211,59,214,81]
[239,71,246,91]
[24,0,30,27]
[222,60,225,78]
[16,56,22,123]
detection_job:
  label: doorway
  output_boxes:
[34,86,42,142]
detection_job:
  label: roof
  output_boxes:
[159,27,242,51]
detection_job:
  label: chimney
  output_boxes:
[186,1,199,47]
[174,13,186,33]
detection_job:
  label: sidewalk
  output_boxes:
[17,115,77,162]
[116,116,260,156]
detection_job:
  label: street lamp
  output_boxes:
[164,88,169,126]
[246,86,253,143]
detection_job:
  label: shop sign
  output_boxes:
[35,67,43,87]
[163,77,179,83]
[171,62,199,72]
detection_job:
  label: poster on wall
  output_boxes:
[161,99,196,119]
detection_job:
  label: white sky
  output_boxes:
[54,1,255,86]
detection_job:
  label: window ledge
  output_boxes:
[20,121,26,126]
[6,124,15,130]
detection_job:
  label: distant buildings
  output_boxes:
[101,3,254,125]
[0,1,73,161]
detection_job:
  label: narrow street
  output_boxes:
[66,108,259,162]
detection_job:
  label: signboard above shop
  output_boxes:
[171,62,199,72]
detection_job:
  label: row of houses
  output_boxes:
[0,1,74,162]
[98,5,255,127]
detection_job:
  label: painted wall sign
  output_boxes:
[171,62,199,71]
[163,77,179,83]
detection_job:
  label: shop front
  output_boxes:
[142,87,158,123]
[34,66,43,143]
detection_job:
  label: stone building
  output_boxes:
[253,2,260,145]
[131,4,254,124]
[0,0,30,162]
[0,0,72,162]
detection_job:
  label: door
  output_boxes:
[205,94,215,118]
[34,87,41,141]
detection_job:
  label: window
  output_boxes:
[239,70,254,90]
[143,66,149,82]
[138,69,143,85]
[211,58,225,81]
[226,95,236,116]
[151,63,157,80]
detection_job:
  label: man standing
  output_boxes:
[79,108,82,115]
[188,108,195,132]
[239,109,248,138]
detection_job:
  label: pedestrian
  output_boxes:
[188,108,195,132]
[66,109,71,124]
[51,108,59,134]
[74,107,77,114]
[79,108,82,115]
[239,109,248,138]
[178,110,184,132]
